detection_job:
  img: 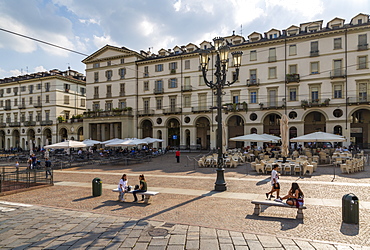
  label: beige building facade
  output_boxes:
[83,13,370,149]
[0,69,86,150]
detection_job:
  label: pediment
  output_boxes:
[82,45,141,63]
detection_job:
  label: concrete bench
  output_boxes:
[251,200,306,219]
[112,188,159,204]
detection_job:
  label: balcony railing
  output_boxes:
[170,69,176,74]
[358,44,368,51]
[286,74,300,83]
[0,123,6,128]
[310,50,319,57]
[268,56,277,62]
[93,94,99,99]
[301,99,330,108]
[137,109,155,116]
[40,120,53,126]
[119,92,125,96]
[225,103,248,112]
[348,96,370,104]
[259,101,285,110]
[163,107,182,115]
[4,105,11,110]
[24,121,36,126]
[9,122,20,127]
[246,78,260,86]
[154,87,164,94]
[143,73,149,78]
[330,69,346,79]
[34,103,42,108]
[18,104,26,109]
[192,106,211,113]
[181,85,192,92]
[83,109,133,118]
[106,93,112,98]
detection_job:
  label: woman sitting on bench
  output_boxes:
[118,174,128,202]
[132,174,147,202]
[280,182,304,207]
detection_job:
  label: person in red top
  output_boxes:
[176,150,180,163]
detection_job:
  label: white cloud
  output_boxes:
[79,18,100,25]
[9,69,22,76]
[229,0,265,26]
[265,0,324,19]
[140,19,156,36]
[34,66,47,72]
[93,35,120,48]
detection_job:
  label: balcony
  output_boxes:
[143,72,149,78]
[259,101,285,110]
[181,85,192,92]
[163,107,182,115]
[64,89,69,93]
[246,78,260,87]
[119,92,125,96]
[93,94,99,99]
[224,103,248,112]
[358,44,368,51]
[310,50,319,57]
[268,56,277,62]
[154,87,164,94]
[0,123,6,128]
[330,69,346,79]
[83,109,133,118]
[18,104,26,109]
[192,106,211,113]
[286,74,300,83]
[170,69,176,74]
[3,105,11,110]
[24,121,36,126]
[348,96,370,105]
[301,99,330,109]
[137,109,155,116]
[40,120,53,126]
[106,93,112,98]
[9,122,20,127]
[34,103,42,108]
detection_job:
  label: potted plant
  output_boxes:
[301,100,308,109]
[57,116,65,123]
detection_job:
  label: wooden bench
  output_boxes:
[112,188,159,204]
[251,200,306,219]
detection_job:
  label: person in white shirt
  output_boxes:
[118,174,128,202]
[266,164,281,200]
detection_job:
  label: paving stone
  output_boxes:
[185,240,199,249]
[149,237,169,246]
[246,240,263,250]
[220,243,234,250]
[199,238,219,249]
[120,237,137,248]
[166,245,185,250]
[310,242,337,249]
[200,227,217,238]
[168,234,186,245]
[218,236,232,244]
[147,246,166,250]
[234,246,249,250]
[232,236,247,246]
[133,242,149,250]
[257,235,282,248]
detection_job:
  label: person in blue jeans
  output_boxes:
[132,174,147,202]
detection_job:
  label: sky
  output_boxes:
[0,0,369,78]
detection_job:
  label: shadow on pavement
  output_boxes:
[72,196,96,202]
[340,222,359,236]
[256,177,270,186]
[245,214,303,231]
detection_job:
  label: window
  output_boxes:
[232,71,238,81]
[119,68,126,79]
[45,111,50,121]
[184,60,190,70]
[155,64,163,72]
[64,84,70,92]
[94,86,99,98]
[36,96,41,105]
[333,59,343,77]
[119,100,126,109]
[28,112,33,122]
[28,85,34,94]
[14,98,18,106]
[121,58,125,64]
[155,80,163,93]
[268,67,277,79]
[250,50,257,61]
[334,38,342,49]
[232,93,239,104]
[14,113,18,122]
[169,62,177,70]
[94,72,99,82]
[250,91,257,104]
[21,86,26,92]
[105,70,112,81]
[93,102,100,111]
[120,83,125,96]
[310,86,319,101]
[21,98,25,105]
[289,45,297,56]
[358,34,367,49]
[268,48,276,62]
[169,96,176,109]
[6,88,11,94]
[289,65,297,74]
[250,69,257,83]
[37,84,41,90]
[36,112,41,122]
[45,82,50,92]
[198,94,207,108]
[359,83,368,101]
[65,111,70,120]
[13,87,18,95]
[107,61,111,66]
[144,81,149,91]
[46,95,50,103]
[64,95,70,104]
[156,98,162,109]
[169,78,177,88]
[144,66,149,77]
[184,95,191,108]
[143,99,149,111]
[198,75,205,86]
[268,89,277,106]
[21,113,25,122]
[29,97,32,105]
[310,41,319,56]
[358,56,368,69]
[333,84,343,99]
[80,87,86,95]
[81,99,85,107]
[93,63,100,68]
[106,85,112,98]
[105,102,112,111]
[311,62,319,74]
[289,87,297,101]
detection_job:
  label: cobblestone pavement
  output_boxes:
[1,152,370,249]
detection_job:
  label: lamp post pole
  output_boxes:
[199,37,243,191]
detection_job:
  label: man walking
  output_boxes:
[45,158,52,179]
[266,164,281,201]
[175,150,180,163]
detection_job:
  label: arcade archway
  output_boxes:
[141,120,153,138]
[304,111,326,134]
[228,115,244,148]
[351,109,370,148]
[195,117,210,150]
[263,113,281,136]
[167,118,180,148]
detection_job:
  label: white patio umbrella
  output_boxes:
[82,139,102,146]
[230,134,279,143]
[141,137,164,144]
[110,138,148,147]
[104,138,131,147]
[290,132,346,142]
[102,138,121,144]
[262,134,281,141]
[29,139,34,155]
[280,114,289,157]
[44,140,88,149]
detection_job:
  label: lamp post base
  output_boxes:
[214,168,227,191]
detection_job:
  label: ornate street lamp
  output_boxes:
[199,37,243,191]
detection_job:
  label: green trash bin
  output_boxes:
[342,193,359,224]
[92,178,102,197]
